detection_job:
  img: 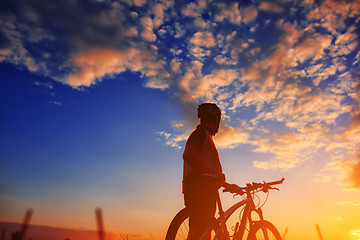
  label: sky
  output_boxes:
[0,0,359,239]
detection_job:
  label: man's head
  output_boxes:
[198,103,221,135]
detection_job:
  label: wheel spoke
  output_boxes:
[177,219,189,240]
[248,221,282,240]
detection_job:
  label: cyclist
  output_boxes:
[182,103,225,240]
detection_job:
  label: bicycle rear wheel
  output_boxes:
[247,220,282,240]
[166,208,190,240]
[166,208,219,240]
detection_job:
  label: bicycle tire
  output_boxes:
[166,208,190,240]
[166,208,220,240]
[247,220,282,240]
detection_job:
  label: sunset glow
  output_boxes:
[0,0,359,239]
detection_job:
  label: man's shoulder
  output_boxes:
[187,125,207,147]
[191,124,207,136]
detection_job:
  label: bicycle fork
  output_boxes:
[232,202,252,240]
[233,199,265,240]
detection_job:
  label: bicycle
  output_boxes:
[166,178,285,240]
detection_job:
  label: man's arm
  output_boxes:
[183,143,216,174]
[183,143,226,184]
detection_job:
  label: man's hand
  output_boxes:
[223,183,244,195]
[216,172,226,184]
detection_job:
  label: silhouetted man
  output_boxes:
[182,103,225,240]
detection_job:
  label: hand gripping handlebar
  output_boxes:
[223,178,285,195]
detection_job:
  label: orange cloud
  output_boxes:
[153,3,167,28]
[195,69,238,99]
[66,47,169,88]
[190,32,216,48]
[215,3,242,25]
[0,48,12,61]
[214,124,249,149]
[141,17,156,42]
[178,68,239,105]
[293,34,332,63]
[337,200,360,207]
[133,0,146,7]
[242,6,258,23]
[182,2,204,17]
[252,131,319,169]
[259,2,283,13]
[306,0,356,34]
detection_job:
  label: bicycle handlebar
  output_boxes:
[223,178,285,195]
[267,178,285,186]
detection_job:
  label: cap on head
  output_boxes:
[197,103,221,119]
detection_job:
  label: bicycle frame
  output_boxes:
[200,189,264,240]
[166,178,285,240]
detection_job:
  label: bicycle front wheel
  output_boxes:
[247,220,282,240]
[166,208,190,240]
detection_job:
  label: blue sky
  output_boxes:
[1,64,173,190]
[1,0,360,239]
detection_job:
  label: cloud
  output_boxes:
[195,69,238,99]
[190,31,216,48]
[157,123,249,150]
[66,47,169,88]
[351,230,360,237]
[0,12,41,72]
[134,0,146,7]
[182,1,206,18]
[153,3,167,28]
[337,200,360,207]
[214,124,249,149]
[328,216,344,222]
[242,6,258,23]
[140,17,157,42]
[306,0,356,34]
[252,131,320,169]
[259,2,283,13]
[0,0,141,81]
[292,34,332,63]
[215,3,242,25]
[157,131,188,149]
